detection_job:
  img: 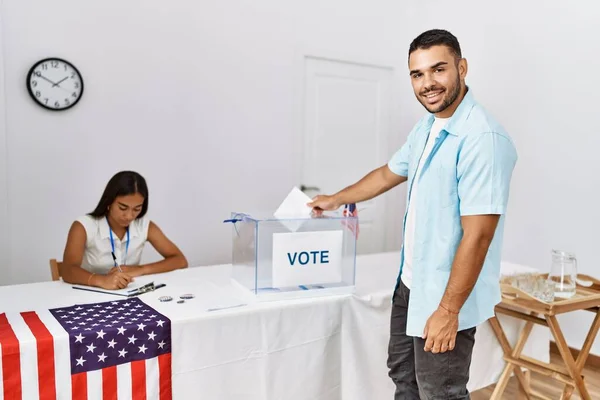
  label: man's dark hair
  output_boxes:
[408,29,462,60]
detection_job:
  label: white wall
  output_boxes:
[0,1,412,286]
[5,0,595,356]
[0,10,7,284]
[399,0,600,354]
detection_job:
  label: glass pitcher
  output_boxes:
[548,249,577,298]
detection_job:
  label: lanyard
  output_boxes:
[107,216,130,267]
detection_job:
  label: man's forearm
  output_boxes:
[438,233,493,314]
[335,165,406,205]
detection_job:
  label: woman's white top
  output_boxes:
[75,215,150,275]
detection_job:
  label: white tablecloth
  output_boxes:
[0,252,549,399]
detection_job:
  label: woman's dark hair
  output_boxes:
[88,171,149,218]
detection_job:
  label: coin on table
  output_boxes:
[180,294,195,300]
[177,300,185,304]
[158,296,173,302]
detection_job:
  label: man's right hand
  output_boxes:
[97,272,133,290]
[307,194,342,215]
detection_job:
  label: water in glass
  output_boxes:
[548,249,577,298]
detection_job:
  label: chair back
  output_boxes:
[50,258,62,281]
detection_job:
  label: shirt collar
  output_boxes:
[424,86,476,137]
[99,216,140,240]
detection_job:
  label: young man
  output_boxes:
[308,29,518,399]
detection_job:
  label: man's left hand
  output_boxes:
[422,307,459,353]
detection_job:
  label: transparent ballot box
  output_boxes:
[227,212,357,301]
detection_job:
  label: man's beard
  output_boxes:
[419,74,461,114]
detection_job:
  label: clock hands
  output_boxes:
[53,77,69,87]
[37,74,59,87]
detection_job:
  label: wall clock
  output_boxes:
[26,58,84,111]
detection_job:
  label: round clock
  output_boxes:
[26,58,84,111]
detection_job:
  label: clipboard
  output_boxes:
[72,282,165,297]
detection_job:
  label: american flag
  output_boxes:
[342,203,359,239]
[0,297,171,400]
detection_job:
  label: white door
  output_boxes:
[301,56,393,254]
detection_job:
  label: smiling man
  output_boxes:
[308,29,518,398]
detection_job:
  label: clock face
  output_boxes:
[26,58,84,111]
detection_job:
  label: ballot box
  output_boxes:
[226,212,358,301]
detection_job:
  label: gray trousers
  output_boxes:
[387,279,476,399]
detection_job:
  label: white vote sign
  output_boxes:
[272,230,343,288]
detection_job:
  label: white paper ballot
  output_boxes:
[273,187,314,232]
[274,187,313,217]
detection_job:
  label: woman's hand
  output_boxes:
[109,265,145,277]
[96,271,134,290]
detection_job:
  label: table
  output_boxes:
[489,273,600,400]
[0,252,550,399]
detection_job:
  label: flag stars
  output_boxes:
[158,341,166,349]
[128,335,138,344]
[107,339,117,348]
[157,320,165,327]
[148,331,157,341]
[119,349,128,358]
[137,323,146,331]
[98,353,107,363]
[76,356,86,366]
[138,344,148,354]
[96,329,106,339]
[86,343,96,353]
[117,326,126,335]
[75,333,85,343]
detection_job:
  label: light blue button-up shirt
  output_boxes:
[388,88,518,337]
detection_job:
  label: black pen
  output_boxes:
[111,252,123,272]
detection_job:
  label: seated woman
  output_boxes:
[60,171,188,290]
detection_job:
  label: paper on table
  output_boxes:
[72,276,156,297]
[273,187,314,232]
